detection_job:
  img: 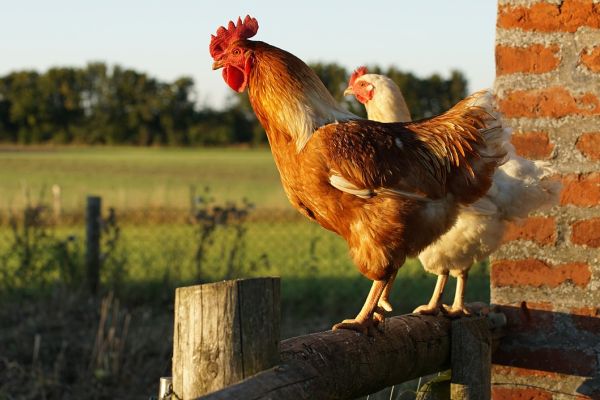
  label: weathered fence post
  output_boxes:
[85,195,101,295]
[52,184,62,222]
[172,278,280,399]
[450,316,491,400]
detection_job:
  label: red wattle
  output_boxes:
[223,66,247,93]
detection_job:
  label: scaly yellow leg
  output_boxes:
[442,270,471,318]
[332,278,389,335]
[413,273,448,315]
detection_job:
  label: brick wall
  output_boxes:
[492,0,600,398]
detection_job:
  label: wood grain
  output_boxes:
[450,316,491,400]
[196,314,453,400]
[172,278,280,399]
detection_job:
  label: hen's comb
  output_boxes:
[349,66,368,86]
[209,15,259,59]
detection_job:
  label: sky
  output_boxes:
[0,0,497,109]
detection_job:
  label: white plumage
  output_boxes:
[353,74,412,123]
[345,72,561,316]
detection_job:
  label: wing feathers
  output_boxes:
[329,173,432,202]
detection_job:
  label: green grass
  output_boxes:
[0,146,287,212]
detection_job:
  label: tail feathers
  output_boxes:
[484,157,562,220]
[445,89,510,204]
[467,89,511,161]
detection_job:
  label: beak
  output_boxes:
[343,86,354,96]
[212,59,224,70]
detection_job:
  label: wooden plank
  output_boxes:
[172,278,280,399]
[196,314,454,400]
[450,316,491,400]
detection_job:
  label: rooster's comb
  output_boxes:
[349,66,368,86]
[209,15,259,59]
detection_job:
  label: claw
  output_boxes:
[332,317,382,336]
[378,298,393,312]
[413,304,441,315]
[441,304,471,318]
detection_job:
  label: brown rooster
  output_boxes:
[210,16,508,334]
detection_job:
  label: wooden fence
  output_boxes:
[158,277,506,400]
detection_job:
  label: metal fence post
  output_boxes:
[172,278,280,399]
[86,195,102,295]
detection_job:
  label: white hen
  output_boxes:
[345,67,561,316]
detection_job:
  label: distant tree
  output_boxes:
[0,63,469,146]
[38,67,84,143]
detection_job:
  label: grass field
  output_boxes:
[0,146,287,212]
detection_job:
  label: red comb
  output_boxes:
[349,66,368,86]
[209,15,259,59]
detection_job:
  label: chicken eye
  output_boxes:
[232,48,241,56]
[359,82,366,87]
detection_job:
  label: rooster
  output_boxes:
[345,67,561,316]
[210,16,508,333]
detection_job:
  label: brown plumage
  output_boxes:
[210,16,507,333]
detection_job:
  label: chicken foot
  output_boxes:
[332,278,389,335]
[375,269,398,322]
[441,270,471,317]
[413,273,448,315]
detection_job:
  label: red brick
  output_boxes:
[494,346,597,376]
[492,387,553,400]
[503,217,556,245]
[560,173,600,206]
[492,259,591,288]
[498,0,600,33]
[493,364,561,379]
[496,44,560,75]
[511,132,555,159]
[570,306,600,333]
[580,46,600,73]
[576,133,600,160]
[499,87,600,118]
[571,218,600,247]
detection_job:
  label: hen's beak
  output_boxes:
[343,86,354,96]
[212,59,224,70]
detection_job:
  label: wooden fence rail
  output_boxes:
[167,278,504,400]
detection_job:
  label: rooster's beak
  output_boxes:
[212,59,224,70]
[343,86,354,96]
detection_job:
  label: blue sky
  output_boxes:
[0,0,497,109]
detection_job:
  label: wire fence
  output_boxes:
[0,195,357,293]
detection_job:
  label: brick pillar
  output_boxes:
[492,0,600,398]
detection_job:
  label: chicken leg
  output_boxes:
[332,278,389,335]
[413,273,448,315]
[442,270,470,317]
[375,269,398,322]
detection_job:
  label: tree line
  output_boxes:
[0,62,468,146]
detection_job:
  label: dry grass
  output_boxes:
[0,289,172,400]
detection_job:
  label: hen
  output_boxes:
[210,16,508,333]
[345,67,561,316]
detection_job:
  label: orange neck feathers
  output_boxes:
[246,41,356,151]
